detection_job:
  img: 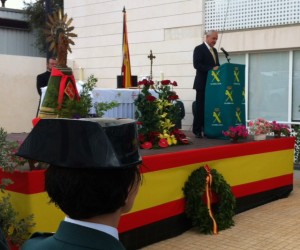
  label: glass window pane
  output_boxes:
[292,51,300,121]
[248,52,289,121]
[219,54,245,65]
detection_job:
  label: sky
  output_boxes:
[4,0,35,9]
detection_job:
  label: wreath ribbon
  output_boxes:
[51,68,80,109]
[204,164,218,234]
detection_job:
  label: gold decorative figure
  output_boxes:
[39,9,80,118]
[44,8,77,67]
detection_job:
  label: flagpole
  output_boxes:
[121,6,133,88]
[121,6,125,77]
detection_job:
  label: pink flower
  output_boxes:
[223,125,248,140]
[248,118,271,135]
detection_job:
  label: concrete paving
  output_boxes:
[141,172,300,250]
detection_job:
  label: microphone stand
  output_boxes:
[225,54,231,63]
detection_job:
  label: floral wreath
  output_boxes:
[182,165,236,234]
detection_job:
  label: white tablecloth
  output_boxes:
[40,87,157,119]
[92,88,157,118]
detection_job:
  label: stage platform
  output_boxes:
[3,131,295,250]
[119,132,295,249]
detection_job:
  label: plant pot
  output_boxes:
[274,131,281,138]
[254,134,267,141]
[230,138,239,143]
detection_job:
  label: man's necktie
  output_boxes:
[210,47,216,64]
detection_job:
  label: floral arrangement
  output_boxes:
[248,118,272,135]
[223,125,248,141]
[134,79,189,149]
[271,121,291,137]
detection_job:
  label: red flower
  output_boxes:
[178,138,189,144]
[136,121,143,126]
[146,95,156,102]
[161,80,171,85]
[32,117,41,127]
[139,79,155,86]
[138,134,145,143]
[172,81,178,86]
[158,138,169,148]
[168,95,179,101]
[141,141,153,149]
[138,79,148,85]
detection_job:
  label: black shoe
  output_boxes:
[195,133,203,138]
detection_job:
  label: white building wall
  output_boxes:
[0,55,45,133]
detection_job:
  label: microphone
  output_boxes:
[220,47,229,57]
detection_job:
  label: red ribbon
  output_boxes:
[51,67,80,109]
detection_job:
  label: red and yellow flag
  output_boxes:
[121,7,133,88]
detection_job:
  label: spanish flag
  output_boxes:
[121,7,133,88]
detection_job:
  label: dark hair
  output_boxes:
[45,165,141,219]
[46,57,57,63]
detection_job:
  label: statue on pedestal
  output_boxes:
[39,9,80,118]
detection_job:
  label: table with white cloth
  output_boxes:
[92,88,157,119]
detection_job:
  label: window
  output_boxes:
[248,52,289,121]
[292,51,300,121]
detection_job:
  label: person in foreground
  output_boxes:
[0,227,9,250]
[192,30,220,138]
[17,118,142,250]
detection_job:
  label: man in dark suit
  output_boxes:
[36,57,57,96]
[17,118,142,250]
[192,30,220,138]
[36,57,57,116]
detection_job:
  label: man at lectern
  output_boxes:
[192,30,220,138]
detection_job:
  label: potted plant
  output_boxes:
[248,118,272,141]
[222,125,248,142]
[0,128,36,249]
[271,121,291,138]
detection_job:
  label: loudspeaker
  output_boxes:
[117,75,138,88]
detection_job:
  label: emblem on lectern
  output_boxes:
[242,88,245,104]
[224,86,234,104]
[212,108,223,126]
[234,67,240,83]
[210,70,221,85]
[235,107,242,123]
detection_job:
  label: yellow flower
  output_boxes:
[167,135,177,145]
[161,119,175,130]
[161,112,168,118]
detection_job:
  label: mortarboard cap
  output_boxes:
[16,118,142,168]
